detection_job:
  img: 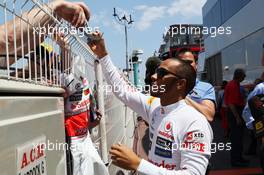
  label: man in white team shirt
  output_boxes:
[88,33,213,175]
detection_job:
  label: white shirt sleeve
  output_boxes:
[242,103,254,130]
[100,55,153,122]
[137,154,207,175]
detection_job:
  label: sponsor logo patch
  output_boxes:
[149,159,176,170]
[185,131,205,142]
[147,96,156,105]
[164,121,172,132]
[181,142,205,153]
[158,131,174,141]
[154,146,172,158]
[69,95,82,102]
[156,136,172,150]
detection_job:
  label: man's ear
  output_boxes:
[176,79,186,91]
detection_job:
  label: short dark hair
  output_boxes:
[233,68,245,79]
[170,57,196,96]
[145,56,161,85]
[177,48,198,62]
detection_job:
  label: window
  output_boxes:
[203,0,222,28]
[244,28,264,67]
[203,0,251,28]
[221,0,251,24]
[222,39,246,72]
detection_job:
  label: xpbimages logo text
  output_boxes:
[165,24,232,38]
[98,83,166,95]
[33,25,100,38]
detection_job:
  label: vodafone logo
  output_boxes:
[164,122,172,132]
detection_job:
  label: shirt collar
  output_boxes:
[160,99,186,114]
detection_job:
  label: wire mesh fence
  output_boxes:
[0,1,136,174]
[0,0,96,87]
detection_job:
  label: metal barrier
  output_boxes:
[0,1,135,174]
[0,0,95,87]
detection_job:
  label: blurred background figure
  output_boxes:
[217,80,229,138]
[243,80,264,173]
[225,68,249,167]
[144,56,161,92]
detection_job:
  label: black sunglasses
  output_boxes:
[155,67,182,79]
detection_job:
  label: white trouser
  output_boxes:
[70,135,109,175]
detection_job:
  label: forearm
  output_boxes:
[100,55,150,119]
[0,1,61,63]
[186,98,215,122]
[137,159,204,175]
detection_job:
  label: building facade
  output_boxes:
[202,0,264,86]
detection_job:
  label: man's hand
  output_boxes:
[89,110,102,129]
[110,143,141,171]
[93,110,103,126]
[88,32,108,59]
[52,1,90,27]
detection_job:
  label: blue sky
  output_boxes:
[87,0,206,70]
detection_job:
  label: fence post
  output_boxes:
[94,60,108,164]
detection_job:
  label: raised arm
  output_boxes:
[88,33,153,121]
[0,1,90,65]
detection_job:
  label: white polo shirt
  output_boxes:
[100,55,213,175]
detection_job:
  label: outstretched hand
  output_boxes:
[110,143,141,171]
[52,1,90,27]
[87,32,108,59]
[89,110,102,129]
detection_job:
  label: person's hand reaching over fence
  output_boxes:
[52,1,90,27]
[0,0,90,66]
[89,110,102,129]
[87,32,108,59]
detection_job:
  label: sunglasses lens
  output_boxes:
[156,68,167,78]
